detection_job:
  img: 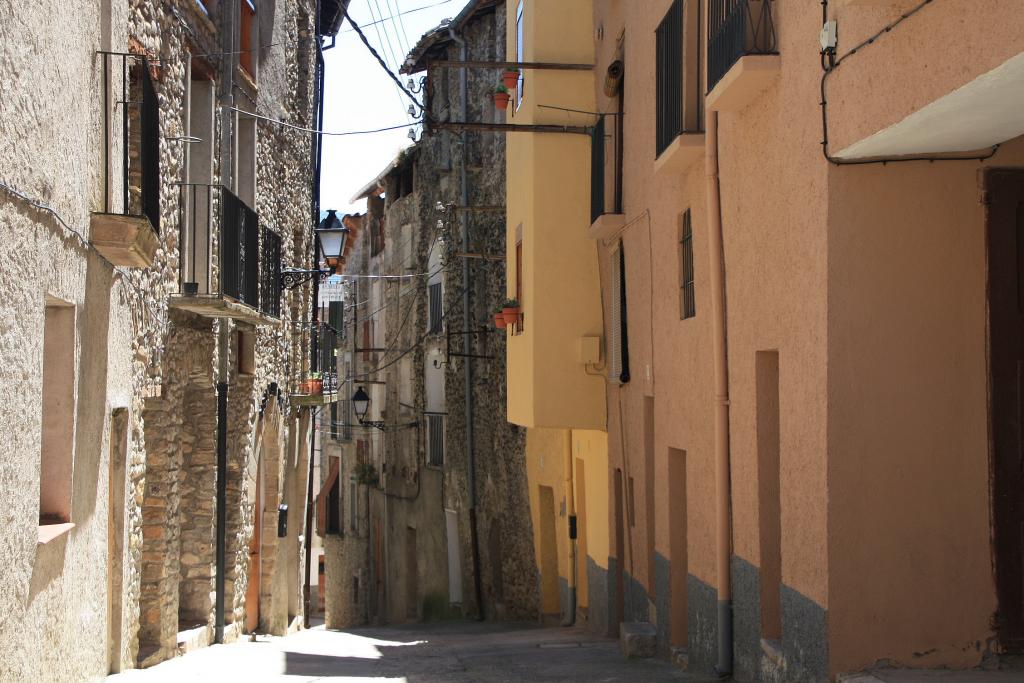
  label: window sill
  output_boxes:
[653,133,705,177]
[38,522,75,545]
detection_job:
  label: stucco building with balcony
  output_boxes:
[508,0,1024,680]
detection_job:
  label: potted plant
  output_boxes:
[493,84,511,111]
[502,68,520,91]
[501,298,520,326]
[300,371,323,395]
[494,306,507,330]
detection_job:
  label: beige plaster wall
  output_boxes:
[827,0,1024,153]
[826,135,1024,675]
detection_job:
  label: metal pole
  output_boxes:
[214,380,228,643]
[214,0,238,645]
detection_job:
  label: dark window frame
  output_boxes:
[655,0,684,157]
[679,210,696,319]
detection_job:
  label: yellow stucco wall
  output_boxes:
[504,0,606,431]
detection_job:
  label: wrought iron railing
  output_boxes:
[176,184,281,316]
[98,51,161,232]
[656,0,684,157]
[708,0,777,92]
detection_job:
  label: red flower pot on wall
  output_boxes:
[502,306,520,326]
[494,91,511,110]
[502,70,519,90]
[494,313,508,330]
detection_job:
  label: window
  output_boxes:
[235,112,257,209]
[515,0,524,107]
[40,299,76,531]
[183,72,215,295]
[590,116,606,224]
[656,0,683,157]
[349,480,357,531]
[427,414,444,466]
[609,242,630,383]
[515,236,524,332]
[236,330,256,375]
[240,0,257,78]
[679,210,695,319]
[428,282,443,334]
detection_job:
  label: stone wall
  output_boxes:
[0,0,320,677]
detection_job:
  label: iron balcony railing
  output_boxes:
[708,0,777,92]
[177,184,281,316]
[98,51,161,232]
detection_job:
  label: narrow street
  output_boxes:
[107,622,706,683]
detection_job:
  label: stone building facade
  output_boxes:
[0,0,333,678]
[321,0,538,627]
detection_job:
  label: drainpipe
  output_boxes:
[213,0,239,646]
[448,26,485,621]
[562,432,577,626]
[302,1,327,629]
[705,111,733,677]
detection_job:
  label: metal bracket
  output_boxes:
[280,267,332,290]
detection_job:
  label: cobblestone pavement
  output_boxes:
[107,621,714,682]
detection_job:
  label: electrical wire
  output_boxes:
[340,0,454,35]
[819,0,999,165]
[341,1,425,113]
[229,107,413,136]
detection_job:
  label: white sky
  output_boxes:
[320,0,465,215]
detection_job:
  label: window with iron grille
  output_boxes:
[656,0,683,157]
[590,115,606,224]
[609,242,631,383]
[679,210,696,319]
[427,414,444,466]
[428,282,443,334]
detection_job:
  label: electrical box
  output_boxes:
[277,504,288,538]
[578,336,601,364]
[820,20,838,52]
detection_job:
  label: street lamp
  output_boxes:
[316,209,349,263]
[352,386,386,431]
[280,210,350,290]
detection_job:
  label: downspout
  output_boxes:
[562,432,577,626]
[302,1,327,629]
[214,0,239,646]
[705,110,733,677]
[448,26,485,621]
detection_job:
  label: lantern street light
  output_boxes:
[280,209,350,289]
[352,386,386,431]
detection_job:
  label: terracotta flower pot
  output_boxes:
[310,379,323,395]
[494,92,511,111]
[502,306,520,325]
[502,70,519,90]
[494,313,507,330]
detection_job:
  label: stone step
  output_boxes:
[619,621,657,659]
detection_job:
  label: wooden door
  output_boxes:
[987,169,1024,649]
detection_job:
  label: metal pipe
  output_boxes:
[214,380,228,643]
[563,432,577,626]
[705,110,733,677]
[303,1,327,629]
[448,25,485,621]
[213,0,238,644]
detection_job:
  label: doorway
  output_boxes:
[245,456,263,632]
[986,168,1024,649]
[538,485,560,620]
[107,409,128,673]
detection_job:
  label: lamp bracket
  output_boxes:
[281,267,332,290]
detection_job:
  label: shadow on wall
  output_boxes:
[30,251,113,604]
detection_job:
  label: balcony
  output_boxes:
[169,185,281,325]
[706,0,779,112]
[91,52,161,268]
[292,322,340,406]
